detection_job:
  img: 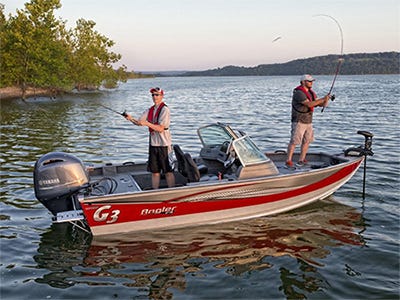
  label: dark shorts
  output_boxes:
[148,146,173,174]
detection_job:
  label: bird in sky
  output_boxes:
[272,36,282,43]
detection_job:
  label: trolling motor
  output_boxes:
[344,131,374,157]
[344,131,374,199]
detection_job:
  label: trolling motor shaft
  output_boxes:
[358,131,373,199]
[344,131,374,199]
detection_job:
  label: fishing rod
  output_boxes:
[99,103,138,124]
[314,14,344,112]
[98,103,127,116]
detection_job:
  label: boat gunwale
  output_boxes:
[81,153,363,204]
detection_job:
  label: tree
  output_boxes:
[103,64,128,89]
[0,0,125,97]
[0,0,72,97]
[0,4,10,85]
[68,18,121,90]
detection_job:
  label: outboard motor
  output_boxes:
[34,152,89,216]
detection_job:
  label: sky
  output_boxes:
[3,0,400,71]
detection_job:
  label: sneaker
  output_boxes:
[296,160,309,167]
[285,161,294,168]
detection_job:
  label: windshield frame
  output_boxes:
[197,124,236,148]
[232,135,270,167]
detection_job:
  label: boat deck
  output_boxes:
[87,151,345,196]
[268,152,337,175]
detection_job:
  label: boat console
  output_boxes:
[197,123,279,180]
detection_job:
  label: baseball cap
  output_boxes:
[300,74,315,82]
[150,87,164,95]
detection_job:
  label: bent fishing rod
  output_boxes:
[314,14,344,112]
[99,103,138,124]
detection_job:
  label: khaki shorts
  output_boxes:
[289,122,314,145]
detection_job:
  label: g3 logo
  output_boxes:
[93,205,120,224]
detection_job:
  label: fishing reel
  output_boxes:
[321,94,336,112]
[121,110,128,117]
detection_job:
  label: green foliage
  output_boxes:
[0,0,125,94]
[103,65,128,89]
[69,18,121,90]
[1,0,71,92]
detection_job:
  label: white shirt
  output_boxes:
[140,103,172,147]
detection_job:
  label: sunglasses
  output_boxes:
[152,94,161,97]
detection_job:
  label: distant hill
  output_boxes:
[178,52,399,77]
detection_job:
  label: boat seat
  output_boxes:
[173,144,201,182]
[184,153,201,182]
[192,157,208,174]
[173,144,186,175]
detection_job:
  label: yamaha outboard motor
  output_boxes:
[34,152,89,216]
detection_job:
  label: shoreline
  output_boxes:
[0,86,59,100]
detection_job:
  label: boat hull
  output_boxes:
[81,158,363,236]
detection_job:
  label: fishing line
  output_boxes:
[313,14,344,112]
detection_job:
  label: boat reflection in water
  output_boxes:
[34,197,366,299]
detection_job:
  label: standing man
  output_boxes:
[125,87,175,189]
[286,74,330,168]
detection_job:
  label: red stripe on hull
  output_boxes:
[82,160,361,229]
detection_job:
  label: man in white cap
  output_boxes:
[286,75,331,168]
[125,87,175,189]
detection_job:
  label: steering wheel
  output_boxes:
[224,155,236,169]
[224,146,237,169]
[220,140,231,153]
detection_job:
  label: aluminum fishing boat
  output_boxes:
[33,123,373,236]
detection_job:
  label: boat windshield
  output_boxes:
[198,124,235,147]
[232,136,270,166]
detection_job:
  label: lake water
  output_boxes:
[1,75,399,299]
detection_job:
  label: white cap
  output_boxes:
[300,74,315,82]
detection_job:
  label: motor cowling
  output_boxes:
[34,152,89,215]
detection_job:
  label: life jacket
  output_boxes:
[147,102,168,133]
[294,85,317,112]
